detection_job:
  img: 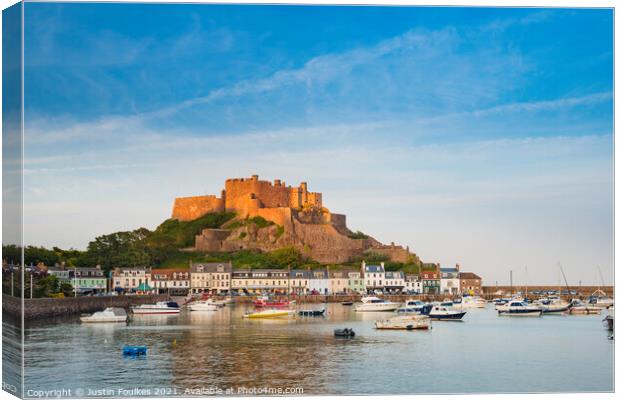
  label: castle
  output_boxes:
[172,175,417,264]
[172,174,324,221]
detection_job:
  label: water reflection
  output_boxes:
[16,304,614,396]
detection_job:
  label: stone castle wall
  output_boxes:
[171,195,224,221]
[172,175,323,221]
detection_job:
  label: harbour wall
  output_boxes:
[2,294,170,320]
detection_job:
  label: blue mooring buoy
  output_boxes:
[122,346,147,356]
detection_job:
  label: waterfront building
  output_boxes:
[308,269,329,295]
[404,274,423,294]
[363,261,385,293]
[289,270,311,294]
[346,271,365,294]
[440,264,461,295]
[74,267,108,294]
[329,270,350,294]
[112,267,152,292]
[459,272,482,295]
[151,269,190,295]
[422,265,440,294]
[190,262,232,294]
[384,271,405,293]
[47,268,71,283]
[231,269,289,294]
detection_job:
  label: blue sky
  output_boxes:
[22,4,613,285]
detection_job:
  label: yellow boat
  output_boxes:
[243,309,294,319]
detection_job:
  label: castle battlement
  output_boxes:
[172,175,323,221]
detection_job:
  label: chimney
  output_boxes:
[456,263,460,272]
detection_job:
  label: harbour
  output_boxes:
[8,301,614,396]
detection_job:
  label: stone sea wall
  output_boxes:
[2,294,170,320]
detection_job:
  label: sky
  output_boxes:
[20,4,613,285]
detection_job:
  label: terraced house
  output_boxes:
[346,271,365,294]
[421,265,440,294]
[363,261,385,293]
[113,267,152,292]
[231,269,289,294]
[151,269,190,295]
[190,262,232,294]
[289,270,311,294]
[74,267,108,294]
[384,271,405,293]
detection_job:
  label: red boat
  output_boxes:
[253,296,293,308]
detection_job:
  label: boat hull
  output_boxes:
[498,310,542,317]
[80,316,126,323]
[132,309,180,315]
[428,312,466,321]
[355,304,400,312]
[375,316,430,330]
[244,310,294,319]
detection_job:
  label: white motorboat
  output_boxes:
[457,296,487,309]
[355,296,400,312]
[188,300,218,312]
[534,297,569,315]
[80,307,128,323]
[396,299,429,314]
[496,300,542,317]
[132,301,181,315]
[588,296,614,309]
[375,315,430,330]
[568,299,602,315]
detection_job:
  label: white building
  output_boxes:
[308,270,329,295]
[440,265,461,295]
[384,271,405,293]
[404,274,423,294]
[190,262,232,294]
[151,269,190,295]
[363,261,385,292]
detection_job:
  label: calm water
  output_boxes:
[12,303,614,396]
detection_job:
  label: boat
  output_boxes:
[188,300,219,312]
[132,301,181,315]
[588,293,614,309]
[334,328,355,337]
[80,307,128,323]
[298,308,326,317]
[375,315,430,330]
[496,300,542,317]
[355,296,400,312]
[396,299,429,314]
[423,306,466,321]
[457,296,487,309]
[533,297,569,315]
[253,296,293,308]
[568,299,602,315]
[341,301,354,306]
[210,297,235,306]
[243,309,295,319]
[603,307,614,331]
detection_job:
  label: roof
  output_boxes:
[440,267,459,273]
[364,264,385,273]
[151,269,190,280]
[385,271,404,279]
[459,272,481,280]
[290,270,312,279]
[191,262,232,273]
[310,270,328,279]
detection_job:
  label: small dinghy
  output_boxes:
[298,308,326,317]
[243,309,295,319]
[375,315,430,330]
[334,328,355,337]
[122,346,147,356]
[341,302,354,306]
